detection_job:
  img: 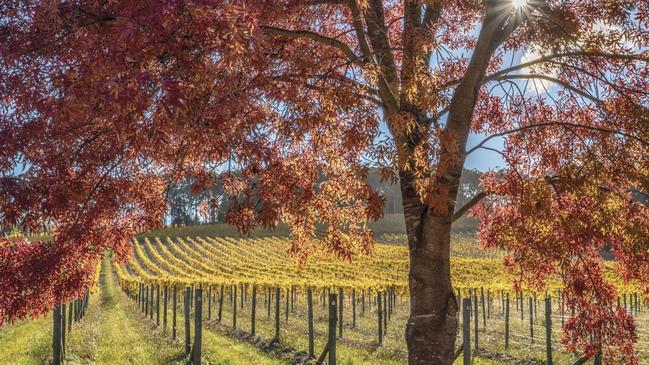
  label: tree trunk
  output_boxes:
[401,171,458,365]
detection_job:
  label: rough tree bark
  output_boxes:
[401,169,458,365]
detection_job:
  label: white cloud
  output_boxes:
[519,48,558,94]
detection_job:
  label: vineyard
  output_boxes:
[106,235,649,365]
[115,235,514,292]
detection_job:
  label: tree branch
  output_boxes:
[489,51,649,80]
[453,191,488,222]
[489,74,604,103]
[362,0,399,112]
[261,26,364,67]
[466,121,649,156]
[346,0,373,63]
[422,1,444,66]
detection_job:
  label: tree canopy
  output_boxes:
[1,1,648,363]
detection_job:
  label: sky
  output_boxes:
[465,133,506,171]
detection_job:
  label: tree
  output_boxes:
[165,177,226,225]
[0,1,648,363]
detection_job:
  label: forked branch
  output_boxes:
[261,26,364,67]
[453,191,488,222]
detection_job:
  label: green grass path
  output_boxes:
[63,258,184,364]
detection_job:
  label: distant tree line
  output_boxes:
[164,168,484,226]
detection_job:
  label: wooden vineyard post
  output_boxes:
[285,287,289,323]
[545,296,553,365]
[267,287,271,318]
[514,292,518,317]
[338,287,344,338]
[481,287,486,326]
[559,293,560,328]
[387,289,392,320]
[145,285,149,319]
[172,285,178,340]
[156,285,160,326]
[53,304,63,365]
[233,284,238,329]
[67,302,73,333]
[328,293,338,365]
[218,284,224,322]
[352,288,356,328]
[240,283,244,309]
[145,285,149,316]
[307,287,314,359]
[361,290,365,316]
[208,286,212,320]
[184,287,191,355]
[486,289,491,319]
[383,291,387,334]
[193,287,202,365]
[148,285,153,319]
[251,285,257,336]
[474,293,479,351]
[142,284,146,313]
[274,287,281,341]
[505,293,510,350]
[61,302,66,360]
[529,296,534,343]
[462,298,471,365]
[377,291,383,346]
[163,285,168,332]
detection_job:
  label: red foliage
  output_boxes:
[0,1,647,362]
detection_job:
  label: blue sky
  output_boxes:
[465,133,506,171]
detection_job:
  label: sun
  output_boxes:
[512,0,528,7]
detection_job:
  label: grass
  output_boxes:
[193,288,529,365]
[0,257,286,365]
[63,257,185,364]
[0,313,52,365]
